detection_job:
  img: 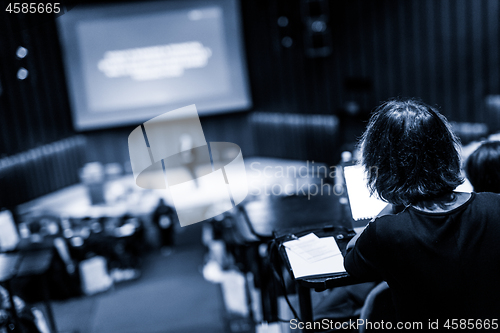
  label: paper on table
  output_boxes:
[284,233,339,263]
[283,234,346,279]
[343,165,388,221]
[0,210,19,252]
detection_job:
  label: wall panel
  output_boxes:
[1,0,499,165]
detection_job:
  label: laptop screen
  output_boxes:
[343,165,388,230]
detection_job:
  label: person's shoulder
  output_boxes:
[369,210,410,232]
[372,208,410,223]
[472,191,500,204]
[468,192,500,215]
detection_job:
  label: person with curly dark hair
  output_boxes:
[466,140,500,193]
[344,97,500,325]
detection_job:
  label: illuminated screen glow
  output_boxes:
[57,0,251,130]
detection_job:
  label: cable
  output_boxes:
[268,239,301,321]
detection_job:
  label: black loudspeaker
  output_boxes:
[301,0,332,58]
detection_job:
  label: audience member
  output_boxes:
[344,97,500,324]
[466,140,500,193]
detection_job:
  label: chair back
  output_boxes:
[359,282,396,333]
[0,135,86,208]
[250,112,340,165]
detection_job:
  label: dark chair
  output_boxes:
[358,282,396,333]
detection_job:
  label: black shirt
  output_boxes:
[345,192,500,321]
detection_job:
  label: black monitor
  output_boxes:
[57,0,251,130]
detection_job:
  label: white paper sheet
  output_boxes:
[283,233,346,278]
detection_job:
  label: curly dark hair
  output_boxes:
[359,97,464,206]
[466,141,500,193]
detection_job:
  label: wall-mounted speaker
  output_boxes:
[301,0,332,58]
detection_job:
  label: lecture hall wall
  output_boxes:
[1,0,499,164]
